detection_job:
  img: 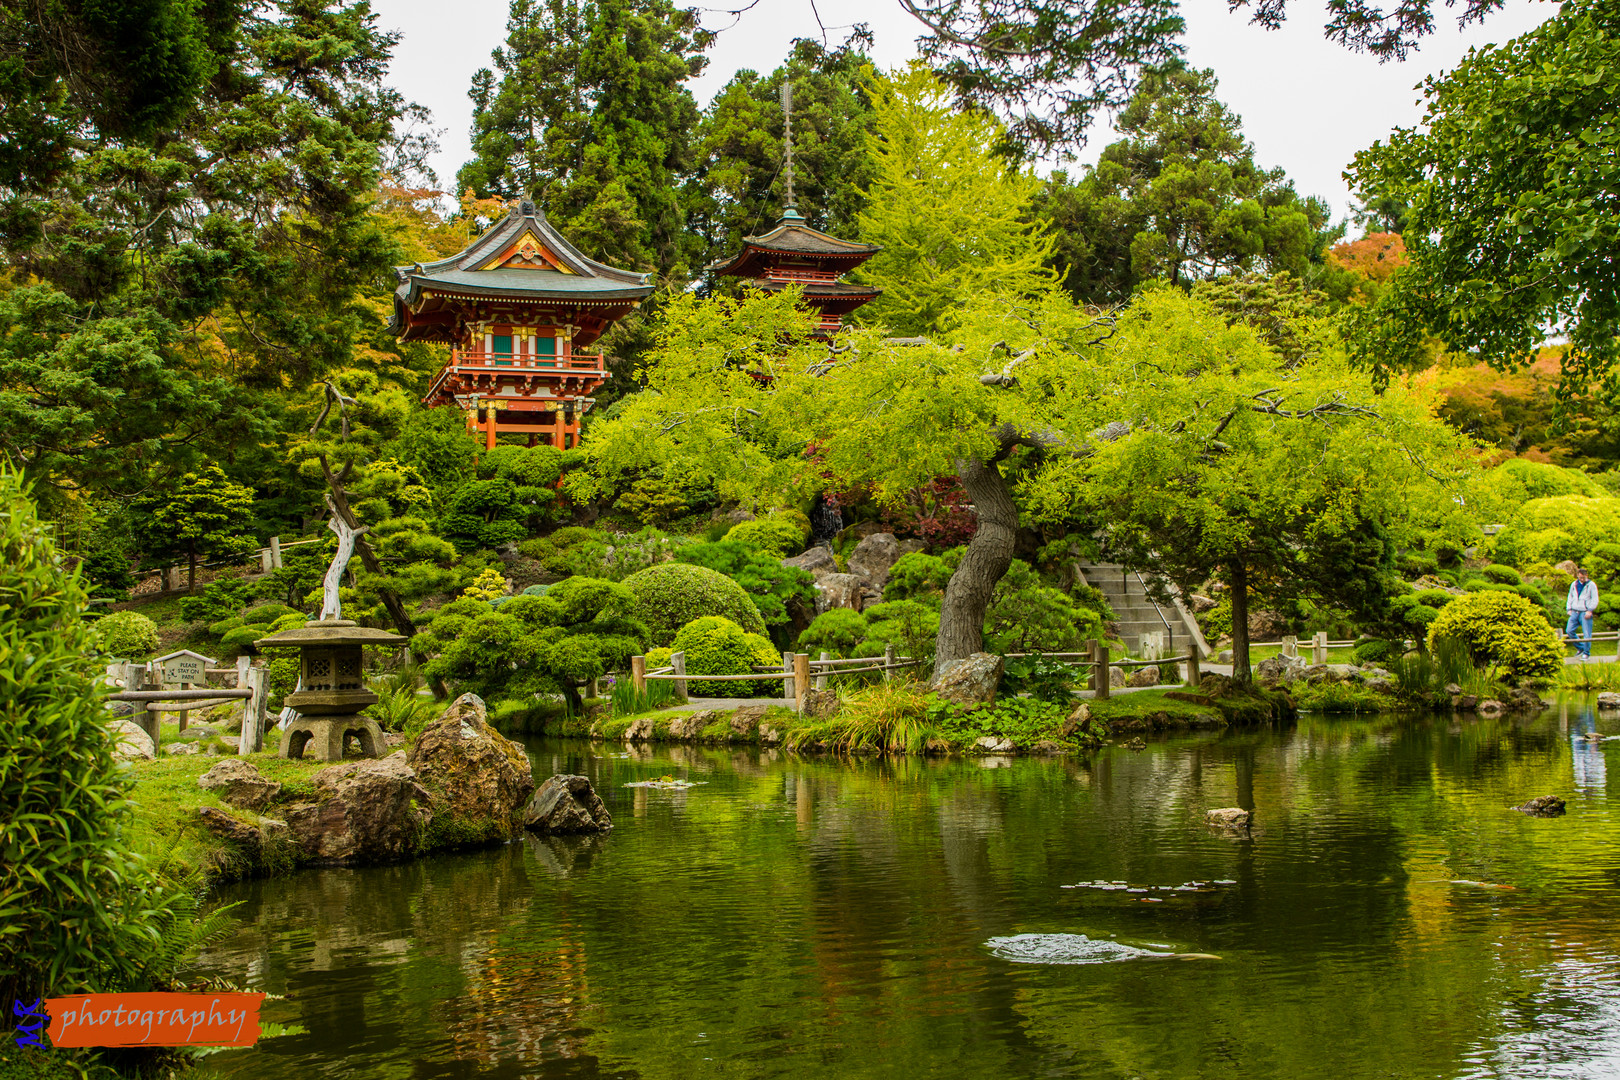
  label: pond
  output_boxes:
[187,700,1620,1079]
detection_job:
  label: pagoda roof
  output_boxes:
[391,201,653,340]
[708,211,880,278]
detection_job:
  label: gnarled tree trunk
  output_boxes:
[933,454,1020,674]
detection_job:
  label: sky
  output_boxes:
[383,0,1555,223]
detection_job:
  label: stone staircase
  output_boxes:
[1076,561,1210,659]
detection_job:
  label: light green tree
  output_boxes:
[852,63,1055,337]
[137,464,257,591]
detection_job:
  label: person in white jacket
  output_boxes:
[1565,567,1599,660]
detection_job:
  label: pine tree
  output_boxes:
[852,64,1055,338]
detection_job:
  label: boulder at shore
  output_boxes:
[407,693,536,846]
[931,652,1003,706]
[283,754,434,864]
[525,775,613,835]
[198,758,281,812]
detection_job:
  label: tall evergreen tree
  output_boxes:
[459,0,709,275]
[1036,61,1337,306]
[852,64,1055,338]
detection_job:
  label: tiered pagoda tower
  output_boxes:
[707,83,880,334]
[393,200,653,449]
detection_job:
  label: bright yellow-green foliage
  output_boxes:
[852,63,1055,337]
[725,514,807,557]
[1476,458,1606,517]
[1490,495,1620,568]
[90,609,160,658]
[671,616,778,696]
[621,562,767,645]
[1427,591,1562,680]
[460,567,510,602]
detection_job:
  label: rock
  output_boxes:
[284,754,433,864]
[813,572,866,613]
[923,737,951,754]
[669,709,720,740]
[1555,559,1579,577]
[800,689,840,719]
[406,693,536,844]
[525,774,613,834]
[623,717,654,742]
[188,726,219,739]
[730,705,768,735]
[1246,609,1288,640]
[974,736,1015,753]
[1456,694,1478,711]
[846,532,901,596]
[1125,664,1161,688]
[383,732,405,748]
[1365,679,1397,695]
[1206,807,1253,830]
[1031,739,1069,755]
[198,759,282,812]
[723,507,756,526]
[1508,687,1549,712]
[1305,664,1357,684]
[220,736,241,750]
[836,521,886,545]
[1515,795,1566,817]
[196,806,262,848]
[257,817,289,845]
[759,725,783,746]
[1058,702,1091,738]
[1476,698,1506,717]
[164,742,200,755]
[1123,736,1147,751]
[1256,654,1305,684]
[1582,731,1605,742]
[1444,683,1463,696]
[1214,650,1233,664]
[930,652,1004,706]
[896,539,928,558]
[1188,593,1217,614]
[107,718,154,760]
[1110,666,1126,688]
[106,701,135,718]
[1598,692,1620,711]
[783,546,837,578]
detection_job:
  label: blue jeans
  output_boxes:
[1565,610,1594,656]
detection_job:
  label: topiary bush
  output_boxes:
[798,608,869,658]
[1481,563,1522,585]
[677,539,815,641]
[622,562,766,645]
[725,514,808,557]
[1490,495,1620,567]
[1413,589,1456,609]
[1399,550,1439,578]
[1426,590,1562,680]
[90,609,160,658]
[671,616,776,696]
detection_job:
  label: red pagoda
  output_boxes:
[707,85,880,334]
[393,200,653,449]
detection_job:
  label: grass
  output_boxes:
[1292,680,1396,714]
[1242,643,1360,665]
[1087,688,1224,724]
[1558,661,1620,691]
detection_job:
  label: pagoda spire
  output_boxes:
[780,81,802,224]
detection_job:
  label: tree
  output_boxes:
[853,64,1055,337]
[1037,62,1337,306]
[1023,287,1477,682]
[676,540,816,645]
[137,465,257,591]
[1347,0,1620,391]
[459,0,709,274]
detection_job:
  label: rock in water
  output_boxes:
[974,736,1015,753]
[525,774,613,835]
[623,717,654,742]
[1598,692,1620,711]
[407,693,536,843]
[986,933,1214,965]
[107,718,154,760]
[198,758,282,812]
[1206,807,1253,830]
[283,754,433,864]
[730,705,768,734]
[931,652,1004,706]
[1515,795,1566,817]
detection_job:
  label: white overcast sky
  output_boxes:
[382,0,1555,224]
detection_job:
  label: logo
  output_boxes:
[22,993,265,1048]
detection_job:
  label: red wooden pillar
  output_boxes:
[485,405,498,449]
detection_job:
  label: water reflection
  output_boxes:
[188,702,1620,1079]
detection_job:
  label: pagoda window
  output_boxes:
[492,332,514,365]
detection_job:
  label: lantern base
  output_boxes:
[281,714,386,762]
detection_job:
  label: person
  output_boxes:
[1565,566,1599,661]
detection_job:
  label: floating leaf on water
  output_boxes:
[986,933,1218,964]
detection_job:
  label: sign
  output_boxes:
[155,650,213,685]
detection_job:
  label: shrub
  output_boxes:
[798,608,869,658]
[1351,638,1396,665]
[885,550,956,602]
[1413,589,1456,609]
[180,576,257,623]
[677,539,815,637]
[862,599,941,666]
[461,567,510,602]
[1481,563,1522,585]
[91,610,160,658]
[646,646,673,669]
[622,562,766,644]
[1399,550,1439,578]
[1585,542,1620,582]
[1491,495,1620,567]
[725,514,808,557]
[1426,590,1562,680]
[671,616,775,696]
[1432,538,1466,568]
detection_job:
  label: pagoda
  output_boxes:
[393,200,654,449]
[707,85,880,335]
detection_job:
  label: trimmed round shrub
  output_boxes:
[1413,589,1456,609]
[797,608,869,658]
[1351,638,1396,665]
[91,610,160,658]
[1399,550,1439,578]
[725,515,808,557]
[1426,591,1562,680]
[1405,603,1441,629]
[1481,563,1522,585]
[671,616,776,697]
[645,646,673,670]
[622,562,766,645]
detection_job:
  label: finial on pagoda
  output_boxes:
[779,81,802,224]
[520,197,536,216]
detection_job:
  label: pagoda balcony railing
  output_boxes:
[448,347,606,373]
[764,268,839,283]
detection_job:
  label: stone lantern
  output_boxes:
[253,618,407,761]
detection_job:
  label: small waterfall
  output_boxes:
[809,494,843,547]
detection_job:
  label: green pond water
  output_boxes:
[188,700,1620,1079]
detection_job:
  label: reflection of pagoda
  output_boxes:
[392,200,653,449]
[706,85,880,335]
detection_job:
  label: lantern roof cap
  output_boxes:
[254,618,408,649]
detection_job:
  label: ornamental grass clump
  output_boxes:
[1426,591,1562,682]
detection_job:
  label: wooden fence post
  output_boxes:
[269,534,283,570]
[1314,632,1328,665]
[670,651,688,703]
[883,643,895,682]
[793,653,811,713]
[782,651,795,701]
[815,651,830,690]
[631,655,646,695]
[1282,635,1298,659]
[1093,640,1111,700]
[1186,649,1201,689]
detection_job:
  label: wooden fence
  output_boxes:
[132,535,324,593]
[105,658,269,756]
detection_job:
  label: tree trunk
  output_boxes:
[187,550,198,593]
[933,456,1019,674]
[1228,560,1251,684]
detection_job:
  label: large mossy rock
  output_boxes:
[283,754,433,865]
[407,693,536,847]
[930,652,1004,706]
[525,774,613,834]
[198,758,281,812]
